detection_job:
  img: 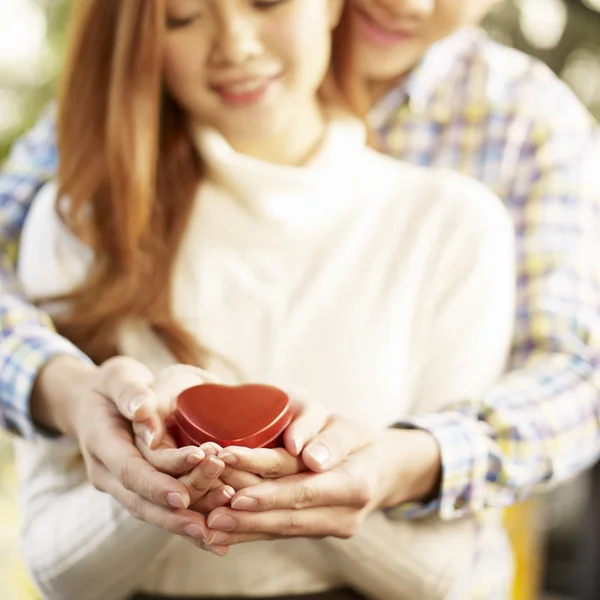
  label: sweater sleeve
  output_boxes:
[14,437,172,600]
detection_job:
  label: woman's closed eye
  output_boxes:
[167,12,203,29]
[252,0,293,10]
[166,0,289,29]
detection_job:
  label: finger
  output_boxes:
[179,456,225,504]
[302,416,375,472]
[190,485,235,515]
[220,466,263,491]
[132,420,176,451]
[97,429,193,509]
[93,461,210,541]
[200,442,224,457]
[217,447,304,479]
[152,364,221,416]
[206,505,360,539]
[283,390,329,456]
[228,470,370,512]
[92,356,165,446]
[202,530,275,547]
[94,356,155,419]
[190,539,230,557]
[136,435,206,476]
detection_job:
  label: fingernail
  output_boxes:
[201,543,227,557]
[166,492,188,509]
[231,496,258,511]
[206,531,229,545]
[201,443,222,456]
[137,424,154,448]
[221,488,234,502]
[218,452,238,466]
[203,457,224,478]
[183,523,207,539]
[186,451,205,465]
[306,443,331,468]
[290,436,303,456]
[208,514,236,531]
[127,395,147,417]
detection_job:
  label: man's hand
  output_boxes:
[202,426,441,548]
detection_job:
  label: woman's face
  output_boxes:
[164,0,343,152]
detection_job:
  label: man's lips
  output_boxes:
[354,8,416,47]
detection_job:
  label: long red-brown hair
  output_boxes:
[54,0,364,366]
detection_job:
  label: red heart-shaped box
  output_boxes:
[174,383,292,449]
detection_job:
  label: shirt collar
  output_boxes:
[369,26,482,129]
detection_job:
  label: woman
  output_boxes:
[14,1,515,599]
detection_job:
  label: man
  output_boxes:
[1,0,599,559]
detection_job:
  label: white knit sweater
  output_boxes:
[15,114,515,600]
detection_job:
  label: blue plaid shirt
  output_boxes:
[1,28,600,530]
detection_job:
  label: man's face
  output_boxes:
[348,0,501,96]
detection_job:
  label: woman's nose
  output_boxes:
[212,6,262,66]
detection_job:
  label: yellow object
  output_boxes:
[0,434,40,600]
[504,498,546,600]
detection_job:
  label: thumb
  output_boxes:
[93,356,165,447]
[152,364,222,415]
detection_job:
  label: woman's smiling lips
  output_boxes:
[211,76,280,107]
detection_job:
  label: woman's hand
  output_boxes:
[32,356,243,552]
[201,424,441,548]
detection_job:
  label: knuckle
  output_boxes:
[155,510,173,533]
[117,382,152,408]
[119,461,133,490]
[99,356,126,376]
[342,472,371,508]
[261,459,283,478]
[293,479,317,509]
[337,514,361,539]
[258,493,278,510]
[286,511,304,535]
[127,495,144,521]
[352,477,372,509]
[188,477,210,497]
[244,514,259,533]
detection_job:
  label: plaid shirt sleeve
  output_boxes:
[0,109,90,439]
[392,117,600,521]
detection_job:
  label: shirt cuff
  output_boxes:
[0,326,92,440]
[386,411,489,522]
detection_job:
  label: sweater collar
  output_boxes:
[192,110,368,231]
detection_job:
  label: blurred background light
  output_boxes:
[0,0,47,81]
[582,0,600,12]
[517,0,568,49]
[561,46,600,107]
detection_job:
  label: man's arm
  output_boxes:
[0,108,92,438]
[393,119,600,520]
